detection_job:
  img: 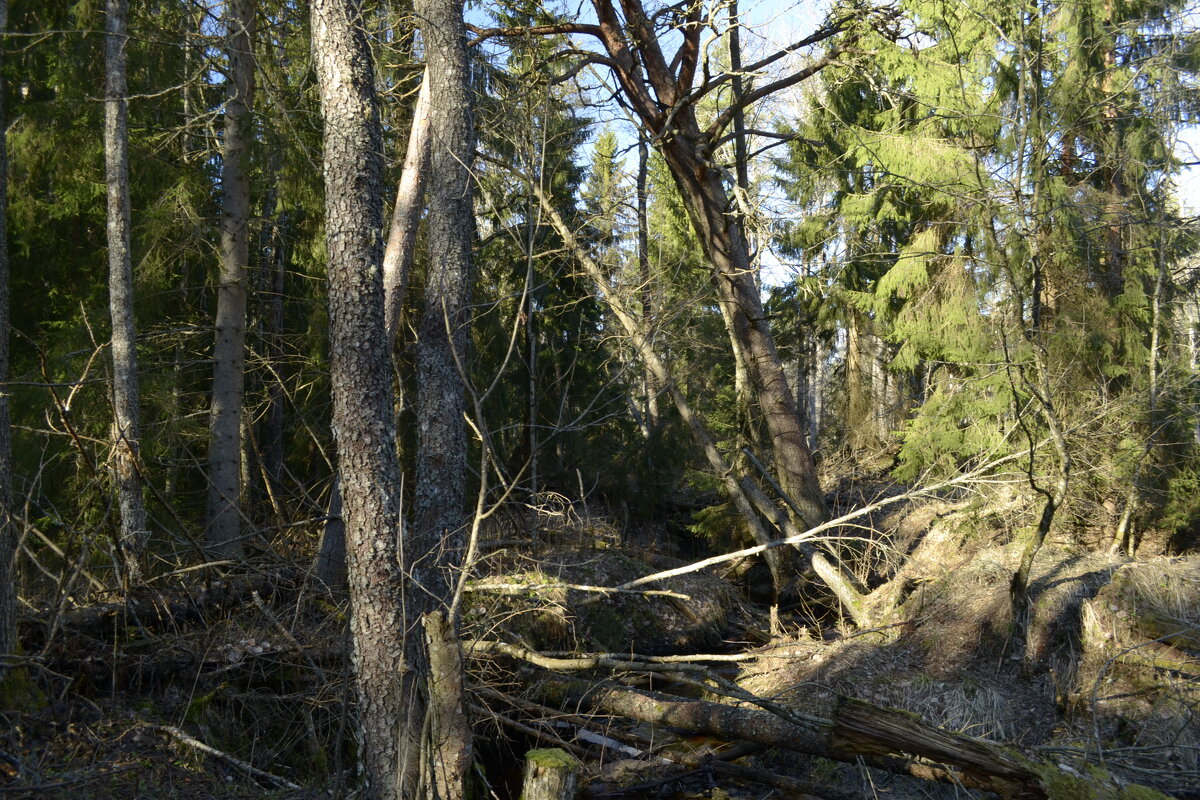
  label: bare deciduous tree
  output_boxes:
[105,0,149,585]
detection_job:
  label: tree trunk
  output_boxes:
[0,0,13,679]
[412,0,477,792]
[310,3,409,800]
[206,0,256,558]
[519,749,579,800]
[105,0,149,586]
[531,184,861,604]
[636,133,660,433]
[314,67,432,595]
[659,131,826,530]
[413,0,475,593]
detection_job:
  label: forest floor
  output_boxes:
[2,480,1199,800]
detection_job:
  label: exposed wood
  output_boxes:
[519,748,579,800]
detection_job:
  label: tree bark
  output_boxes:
[635,133,660,433]
[519,749,579,800]
[311,3,409,800]
[314,68,432,595]
[413,0,475,597]
[105,0,149,586]
[0,0,13,680]
[412,0,477,793]
[206,0,256,558]
[659,134,825,529]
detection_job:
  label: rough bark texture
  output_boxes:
[206,0,256,558]
[310,3,409,799]
[412,0,477,794]
[659,135,825,529]
[0,0,12,678]
[105,0,149,585]
[413,0,475,597]
[425,610,471,800]
[314,69,432,595]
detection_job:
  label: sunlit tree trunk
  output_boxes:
[412,0,476,791]
[311,1,409,798]
[105,0,148,585]
[206,0,256,557]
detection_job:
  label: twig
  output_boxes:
[155,724,302,790]
[466,581,691,601]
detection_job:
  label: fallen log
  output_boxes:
[830,697,1171,800]
[529,675,1172,799]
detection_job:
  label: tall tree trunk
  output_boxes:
[314,68,431,594]
[412,0,476,792]
[0,0,13,679]
[105,0,148,586]
[660,132,827,529]
[636,134,660,432]
[206,0,256,558]
[311,3,409,800]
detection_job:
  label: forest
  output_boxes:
[1,0,1200,798]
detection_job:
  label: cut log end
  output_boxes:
[520,748,580,800]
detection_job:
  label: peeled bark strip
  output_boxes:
[383,68,431,345]
[206,0,256,558]
[105,0,149,585]
[311,2,408,799]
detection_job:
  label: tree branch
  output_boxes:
[467,22,604,46]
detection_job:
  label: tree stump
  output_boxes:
[519,748,579,800]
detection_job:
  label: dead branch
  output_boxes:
[156,724,302,790]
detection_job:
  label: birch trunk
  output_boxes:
[311,2,409,799]
[105,0,148,585]
[206,0,255,557]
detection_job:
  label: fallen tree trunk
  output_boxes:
[529,675,1171,799]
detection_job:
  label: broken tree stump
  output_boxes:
[520,748,579,800]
